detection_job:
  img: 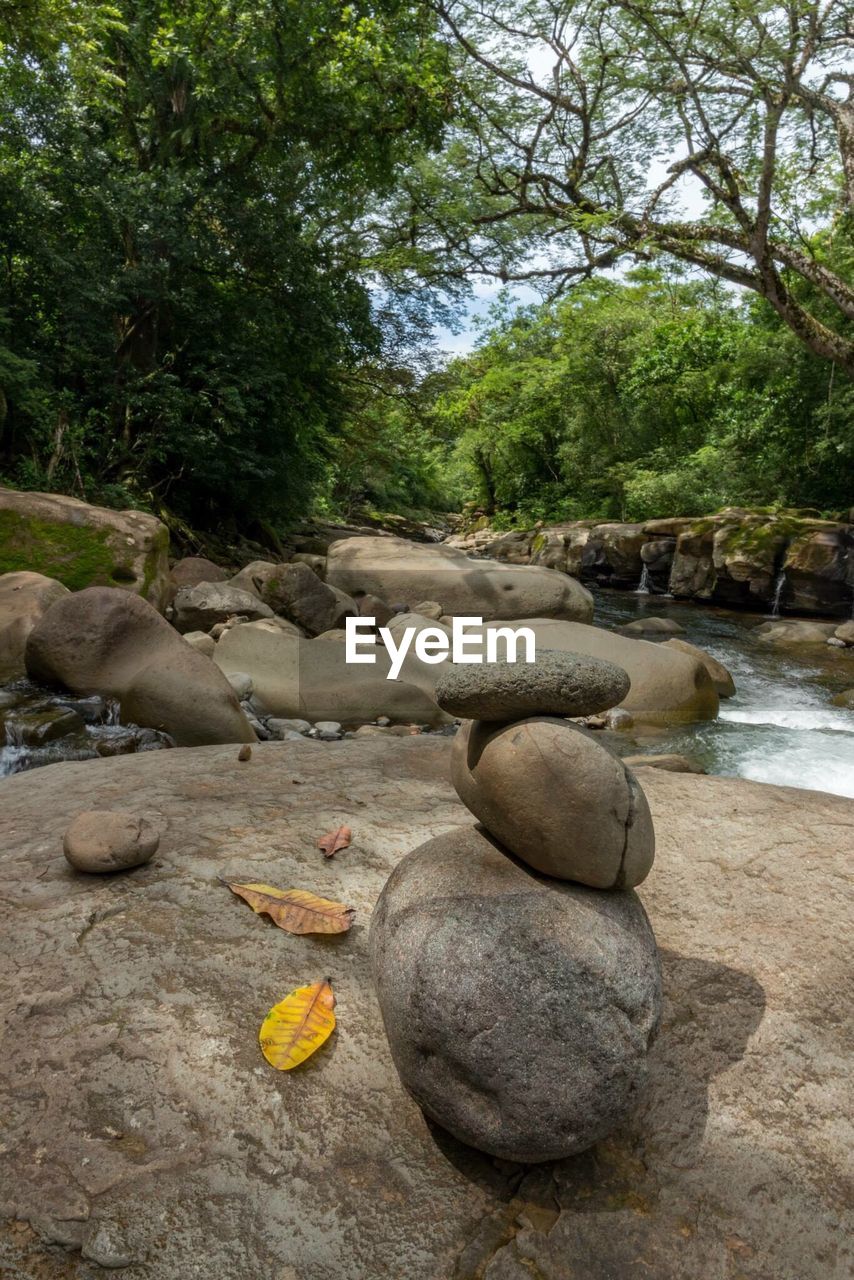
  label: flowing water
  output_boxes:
[594,588,854,798]
[0,679,173,777]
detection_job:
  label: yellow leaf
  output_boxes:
[223,880,354,935]
[260,980,336,1070]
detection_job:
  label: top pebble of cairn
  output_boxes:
[434,649,630,722]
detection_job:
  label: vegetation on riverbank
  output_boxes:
[1,2,851,537]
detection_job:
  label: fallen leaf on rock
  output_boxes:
[260,979,336,1070]
[316,826,352,858]
[223,881,354,935]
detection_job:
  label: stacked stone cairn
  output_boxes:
[369,650,662,1163]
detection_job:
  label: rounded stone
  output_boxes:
[370,826,661,1162]
[434,650,630,722]
[63,810,160,874]
[451,717,655,888]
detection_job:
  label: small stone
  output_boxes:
[376,716,391,727]
[314,720,342,740]
[434,650,630,722]
[267,717,311,737]
[238,744,252,762]
[606,707,634,730]
[183,630,216,657]
[827,637,846,648]
[63,811,160,873]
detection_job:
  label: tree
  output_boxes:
[0,2,451,525]
[416,0,854,374]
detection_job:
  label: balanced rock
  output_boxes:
[63,810,160,873]
[451,717,654,887]
[370,826,661,1162]
[434,650,629,722]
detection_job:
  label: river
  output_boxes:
[3,593,853,796]
[594,587,854,798]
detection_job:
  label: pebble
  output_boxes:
[63,810,160,874]
[268,718,311,736]
[226,671,253,698]
[434,650,630,722]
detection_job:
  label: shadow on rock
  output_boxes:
[429,949,767,1278]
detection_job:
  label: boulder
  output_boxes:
[214,619,450,726]
[529,525,591,576]
[231,561,356,636]
[25,587,255,746]
[290,552,327,578]
[640,537,676,579]
[831,689,854,709]
[0,571,70,681]
[835,621,854,645]
[327,535,593,623]
[753,619,839,646]
[169,556,228,591]
[0,486,170,610]
[172,582,273,633]
[668,522,717,599]
[619,616,686,637]
[783,526,854,617]
[661,637,736,698]
[370,825,661,1161]
[434,651,630,722]
[586,522,647,586]
[63,810,160,873]
[451,717,655,888]
[352,592,396,627]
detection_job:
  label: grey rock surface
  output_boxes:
[452,717,655,888]
[173,582,273,633]
[63,810,160,872]
[0,738,851,1280]
[619,616,686,637]
[434,650,630,721]
[370,825,662,1161]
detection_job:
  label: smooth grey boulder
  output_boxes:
[370,825,661,1162]
[26,587,255,746]
[172,582,273,633]
[451,716,655,888]
[434,650,630,722]
[63,810,160,873]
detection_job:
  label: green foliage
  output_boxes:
[436,271,854,524]
[0,0,451,526]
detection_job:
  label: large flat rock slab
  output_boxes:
[0,739,851,1279]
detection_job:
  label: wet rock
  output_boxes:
[5,707,84,746]
[63,809,160,873]
[451,717,655,888]
[831,689,854,709]
[661,637,736,698]
[619,616,686,637]
[370,825,661,1161]
[434,651,630,722]
[754,619,838,646]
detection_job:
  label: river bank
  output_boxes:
[592,589,854,798]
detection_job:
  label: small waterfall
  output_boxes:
[636,564,651,595]
[771,570,786,617]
